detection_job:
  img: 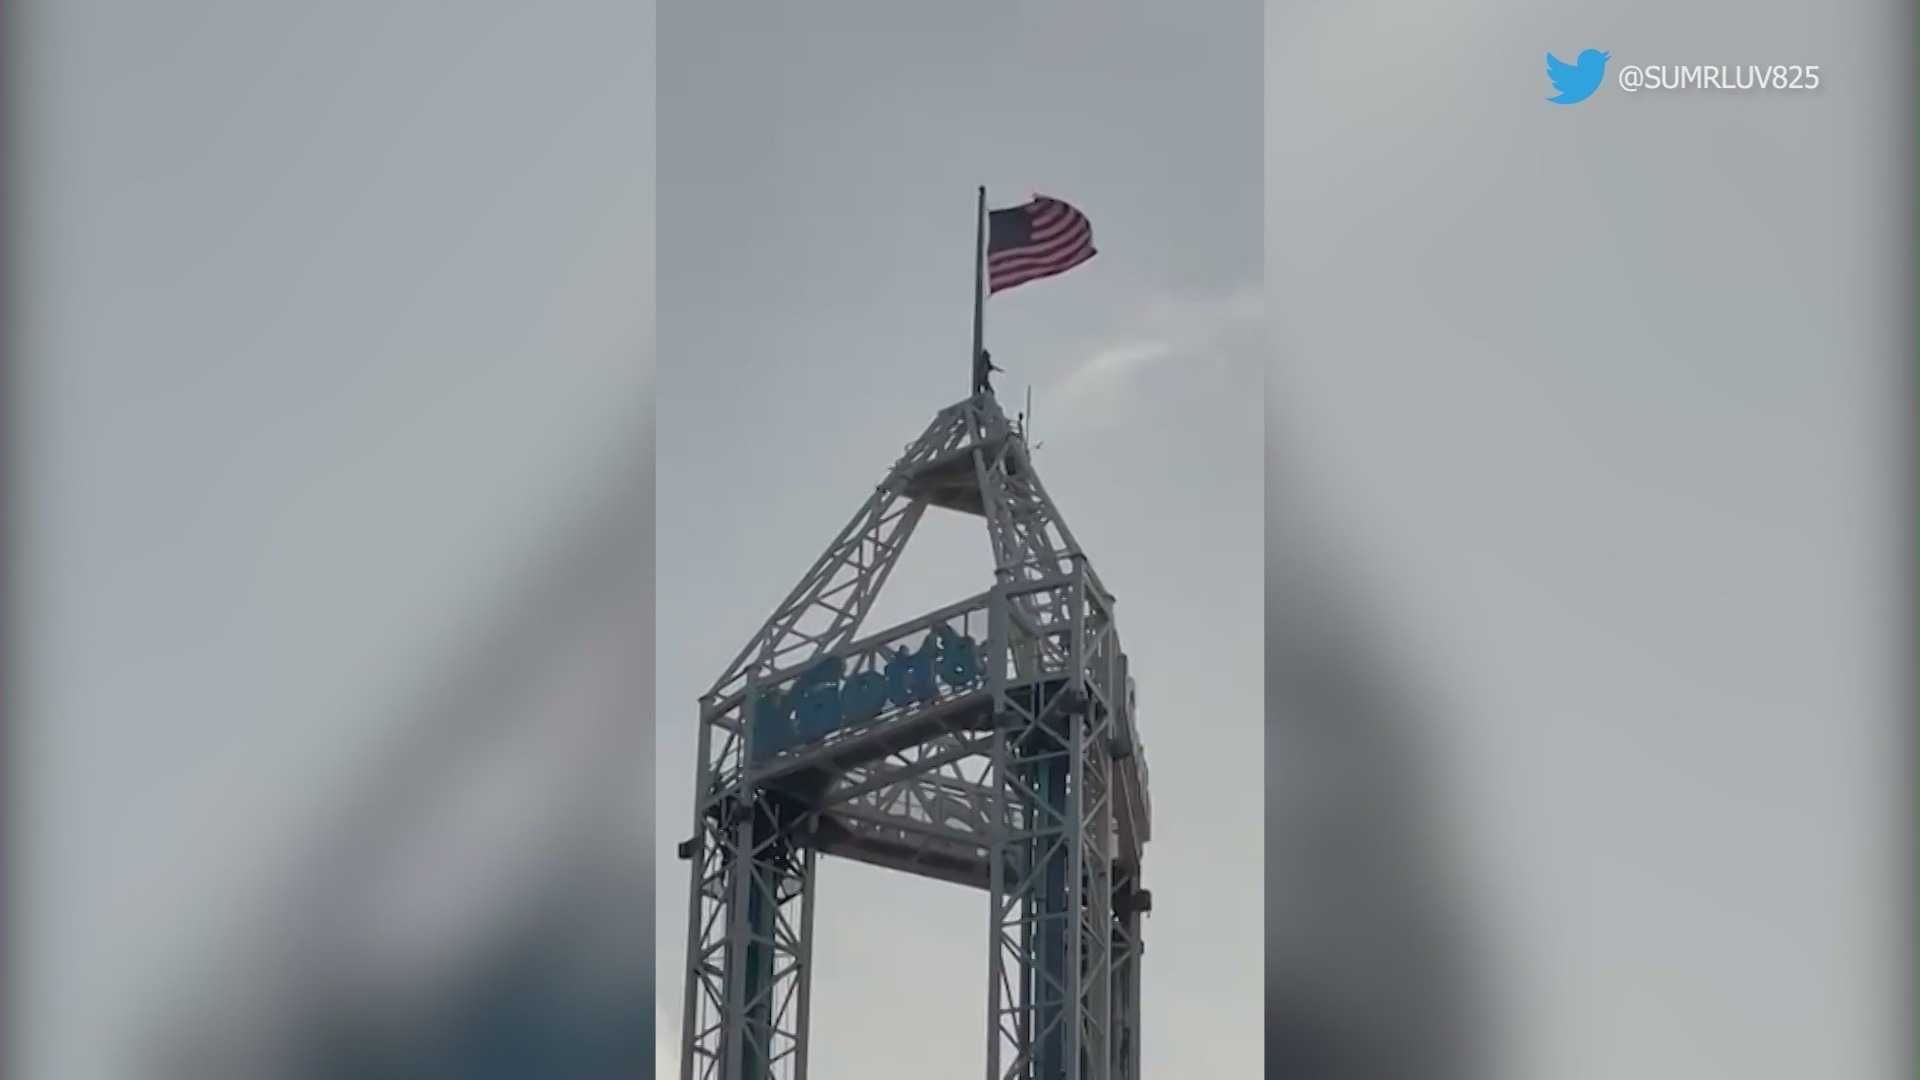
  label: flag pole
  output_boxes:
[971,185,987,397]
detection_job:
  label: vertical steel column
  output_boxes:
[1110,872,1143,1080]
[682,697,814,1080]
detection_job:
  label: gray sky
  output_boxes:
[14,1,1904,1078]
[17,3,654,1077]
[654,3,1263,1077]
[1267,0,1903,1076]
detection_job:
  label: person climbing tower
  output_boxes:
[973,347,1003,396]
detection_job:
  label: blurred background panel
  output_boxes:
[8,2,655,1077]
[1266,0,1909,1077]
[1262,515,1492,1080]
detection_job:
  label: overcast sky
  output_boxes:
[17,3,654,1076]
[654,3,1263,1077]
[14,1,1905,1078]
[1267,0,1904,1075]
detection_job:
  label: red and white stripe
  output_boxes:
[989,197,1096,294]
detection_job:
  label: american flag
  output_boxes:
[987,196,1096,294]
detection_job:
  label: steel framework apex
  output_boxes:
[679,391,1152,1080]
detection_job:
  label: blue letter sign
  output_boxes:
[751,626,984,760]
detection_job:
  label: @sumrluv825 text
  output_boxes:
[1618,64,1820,91]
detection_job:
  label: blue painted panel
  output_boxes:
[749,626,985,762]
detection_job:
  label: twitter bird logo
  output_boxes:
[1546,49,1609,104]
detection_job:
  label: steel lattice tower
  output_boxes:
[678,389,1152,1080]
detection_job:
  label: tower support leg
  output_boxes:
[986,569,1115,1080]
[1110,872,1144,1080]
[682,784,814,1080]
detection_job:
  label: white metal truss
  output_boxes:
[680,392,1151,1080]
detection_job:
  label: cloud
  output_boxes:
[658,1008,678,1076]
[1047,285,1264,427]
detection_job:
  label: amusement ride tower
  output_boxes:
[675,384,1153,1080]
